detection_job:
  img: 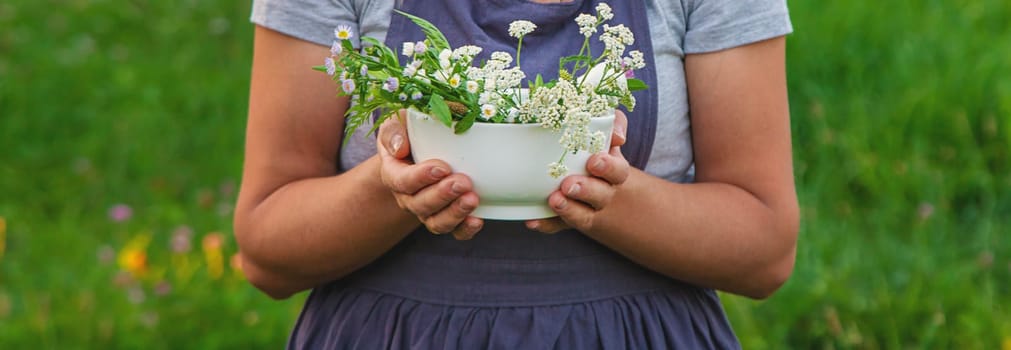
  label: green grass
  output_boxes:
[1,0,1008,348]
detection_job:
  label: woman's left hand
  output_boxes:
[525,110,630,234]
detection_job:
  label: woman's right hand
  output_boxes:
[377,112,485,240]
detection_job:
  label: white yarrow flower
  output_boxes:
[548,162,568,178]
[575,14,597,37]
[508,20,537,38]
[595,3,614,20]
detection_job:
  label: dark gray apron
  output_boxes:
[289,1,740,348]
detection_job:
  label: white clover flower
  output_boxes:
[334,25,354,40]
[575,14,597,37]
[595,3,613,21]
[448,74,462,88]
[481,104,497,120]
[466,80,480,93]
[508,20,537,38]
[330,41,343,56]
[548,162,568,178]
[401,42,415,56]
[324,57,336,76]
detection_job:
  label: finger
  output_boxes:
[401,174,473,218]
[450,216,484,240]
[524,217,570,234]
[547,190,596,232]
[382,158,453,195]
[377,110,411,159]
[585,148,630,186]
[611,110,628,147]
[423,192,480,234]
[559,176,616,211]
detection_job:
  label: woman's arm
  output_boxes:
[234,27,478,299]
[540,37,799,299]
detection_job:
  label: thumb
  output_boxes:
[377,110,412,159]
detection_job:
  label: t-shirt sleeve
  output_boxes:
[682,0,793,54]
[251,0,360,47]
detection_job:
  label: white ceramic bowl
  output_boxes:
[406,108,615,220]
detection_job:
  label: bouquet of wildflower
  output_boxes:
[316,3,647,177]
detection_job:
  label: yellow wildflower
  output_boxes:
[202,232,225,279]
[117,233,151,278]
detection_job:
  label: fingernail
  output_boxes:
[430,167,448,178]
[467,219,480,230]
[458,196,475,210]
[553,198,568,210]
[451,181,464,196]
[527,221,540,230]
[567,183,581,196]
[615,125,626,140]
[593,159,606,172]
[390,134,404,154]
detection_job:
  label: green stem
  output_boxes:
[516,36,524,68]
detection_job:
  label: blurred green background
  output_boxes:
[1,0,1008,348]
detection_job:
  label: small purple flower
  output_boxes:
[341,79,356,94]
[108,204,133,222]
[154,281,172,296]
[382,77,399,92]
[411,91,423,100]
[330,41,342,56]
[97,245,115,265]
[625,69,635,79]
[359,65,368,77]
[324,57,336,76]
[170,226,193,254]
[414,41,427,54]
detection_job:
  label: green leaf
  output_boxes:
[394,10,451,51]
[428,94,452,128]
[341,39,354,52]
[454,108,479,134]
[627,78,648,92]
[360,36,399,67]
[559,55,592,66]
[312,65,327,72]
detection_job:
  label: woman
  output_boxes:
[235,0,798,348]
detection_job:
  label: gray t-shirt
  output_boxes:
[251,0,792,182]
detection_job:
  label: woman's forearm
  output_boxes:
[586,169,798,299]
[234,155,420,298]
